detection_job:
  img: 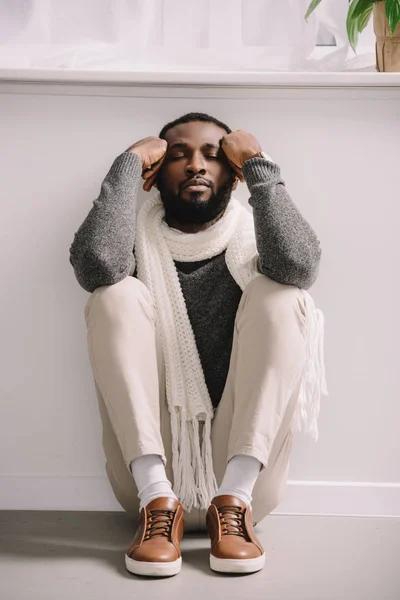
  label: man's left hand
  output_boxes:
[221,130,263,183]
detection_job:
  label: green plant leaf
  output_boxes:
[350,0,375,19]
[358,3,374,32]
[347,0,364,51]
[304,0,324,21]
[347,0,374,52]
[385,0,400,35]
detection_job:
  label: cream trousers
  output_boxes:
[84,274,307,532]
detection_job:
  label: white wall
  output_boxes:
[1,74,399,516]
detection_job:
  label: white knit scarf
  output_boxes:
[134,192,328,512]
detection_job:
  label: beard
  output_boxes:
[157,172,236,225]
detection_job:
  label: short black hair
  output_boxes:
[158,111,232,140]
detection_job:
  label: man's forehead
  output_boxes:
[164,121,225,147]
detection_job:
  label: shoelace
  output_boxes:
[144,509,175,540]
[217,505,248,539]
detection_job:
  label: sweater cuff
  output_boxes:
[106,151,143,179]
[242,157,282,186]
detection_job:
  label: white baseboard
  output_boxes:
[0,476,399,517]
[278,480,400,518]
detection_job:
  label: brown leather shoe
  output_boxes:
[206,494,266,573]
[125,496,184,577]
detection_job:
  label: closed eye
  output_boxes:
[170,155,219,160]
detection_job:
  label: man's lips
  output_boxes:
[184,184,209,192]
[183,179,210,189]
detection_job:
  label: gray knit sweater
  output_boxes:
[69,151,321,408]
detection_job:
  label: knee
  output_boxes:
[84,276,154,323]
[241,275,306,326]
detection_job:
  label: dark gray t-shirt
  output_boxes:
[69,151,321,409]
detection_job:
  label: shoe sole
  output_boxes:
[125,554,182,577]
[210,552,266,574]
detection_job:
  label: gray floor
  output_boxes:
[0,511,399,600]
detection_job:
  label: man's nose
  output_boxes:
[185,154,207,174]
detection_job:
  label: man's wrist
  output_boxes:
[245,150,274,164]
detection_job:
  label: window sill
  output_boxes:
[1,67,400,88]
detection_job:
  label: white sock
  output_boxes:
[130,454,178,512]
[216,454,262,506]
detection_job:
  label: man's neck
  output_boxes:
[165,211,225,234]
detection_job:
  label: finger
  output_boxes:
[142,164,163,180]
[232,164,244,183]
[228,159,244,183]
[143,171,157,192]
[142,168,154,179]
[143,176,153,191]
[142,164,159,180]
[142,154,166,179]
[227,157,239,172]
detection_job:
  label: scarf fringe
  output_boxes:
[292,291,329,442]
[170,407,217,511]
[170,407,197,510]
[201,416,219,504]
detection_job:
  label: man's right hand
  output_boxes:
[125,136,168,192]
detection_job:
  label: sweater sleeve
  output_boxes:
[69,151,142,293]
[241,157,322,290]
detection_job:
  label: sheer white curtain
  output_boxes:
[0,0,375,72]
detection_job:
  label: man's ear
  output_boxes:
[232,177,239,191]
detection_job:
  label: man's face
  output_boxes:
[155,121,239,225]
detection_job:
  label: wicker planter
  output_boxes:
[373,1,400,71]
